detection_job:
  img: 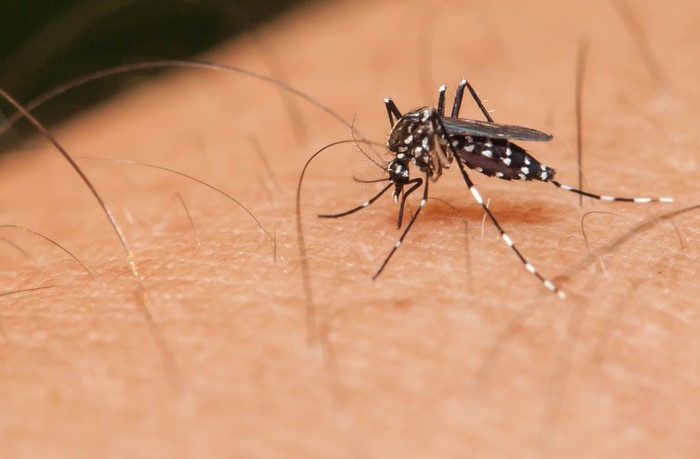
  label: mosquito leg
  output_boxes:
[385,98,403,126]
[396,178,424,229]
[318,183,394,218]
[455,157,566,299]
[437,85,446,116]
[353,177,391,184]
[550,180,673,203]
[433,113,566,298]
[462,79,494,122]
[373,172,430,279]
[451,79,467,118]
[460,82,671,205]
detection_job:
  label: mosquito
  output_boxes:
[319,79,673,299]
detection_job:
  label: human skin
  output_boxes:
[1,0,699,458]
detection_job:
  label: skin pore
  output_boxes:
[1,0,699,458]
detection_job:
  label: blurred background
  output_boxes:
[0,0,308,146]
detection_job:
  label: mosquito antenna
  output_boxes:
[350,115,385,170]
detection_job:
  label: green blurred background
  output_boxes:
[0,0,306,145]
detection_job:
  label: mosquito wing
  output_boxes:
[441,117,553,142]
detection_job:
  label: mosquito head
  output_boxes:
[387,158,410,183]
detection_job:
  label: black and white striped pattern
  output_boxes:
[319,79,673,299]
[551,180,673,203]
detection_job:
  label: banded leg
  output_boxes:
[551,180,673,203]
[434,114,566,299]
[462,79,673,204]
[318,183,394,218]
[453,81,563,296]
[373,172,431,280]
[455,155,566,299]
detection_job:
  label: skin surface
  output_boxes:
[1,0,699,457]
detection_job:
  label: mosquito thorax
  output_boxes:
[387,109,435,156]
